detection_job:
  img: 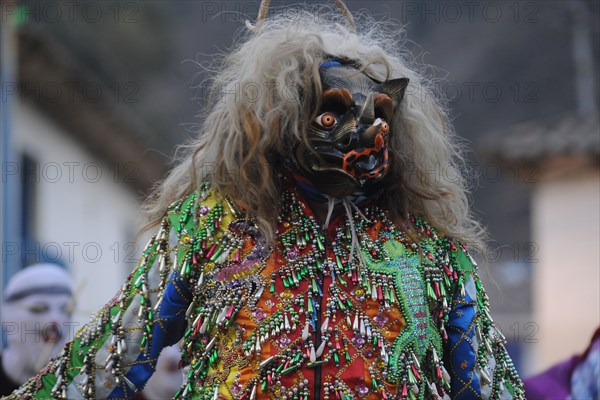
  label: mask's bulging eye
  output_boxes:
[381,120,389,133]
[315,112,337,128]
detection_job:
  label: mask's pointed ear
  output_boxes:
[381,78,409,108]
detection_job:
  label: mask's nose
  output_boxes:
[358,118,383,145]
[355,93,384,144]
[335,117,383,153]
[357,92,375,125]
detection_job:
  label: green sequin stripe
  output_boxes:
[450,244,525,399]
[174,192,199,233]
[27,191,209,399]
[168,191,227,277]
[32,228,165,398]
[472,267,524,398]
[33,304,136,398]
[452,246,492,367]
[451,244,474,275]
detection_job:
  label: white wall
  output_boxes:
[531,167,600,374]
[12,102,144,332]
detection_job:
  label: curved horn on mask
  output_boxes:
[334,0,356,32]
[254,0,271,32]
[253,0,356,33]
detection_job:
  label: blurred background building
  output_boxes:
[1,0,598,379]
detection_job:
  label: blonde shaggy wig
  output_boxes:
[143,5,488,252]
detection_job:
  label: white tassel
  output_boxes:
[316,339,328,357]
[284,314,291,330]
[323,195,337,229]
[302,323,310,341]
[321,317,329,332]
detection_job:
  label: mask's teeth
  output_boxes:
[373,118,382,127]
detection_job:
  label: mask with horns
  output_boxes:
[254,1,410,200]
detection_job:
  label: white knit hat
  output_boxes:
[4,263,73,303]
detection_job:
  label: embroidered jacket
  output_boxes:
[4,183,524,400]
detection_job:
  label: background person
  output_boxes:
[0,263,73,396]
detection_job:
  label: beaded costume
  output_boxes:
[6,182,524,400]
[4,2,525,399]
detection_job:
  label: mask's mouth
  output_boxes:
[341,132,389,181]
[300,127,390,188]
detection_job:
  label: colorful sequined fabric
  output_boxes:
[3,182,524,400]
